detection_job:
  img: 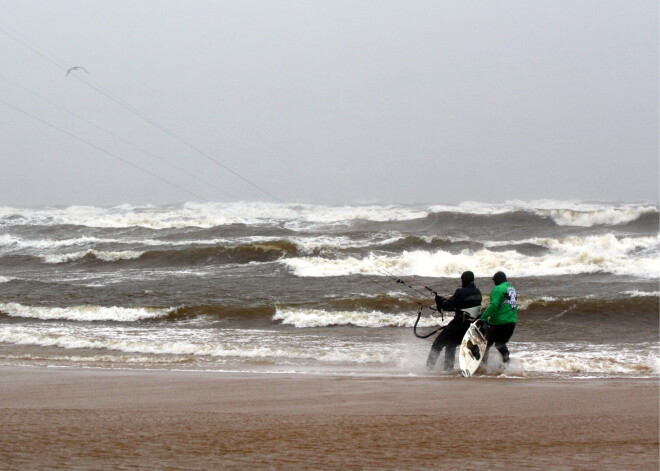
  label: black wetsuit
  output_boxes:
[427,282,482,370]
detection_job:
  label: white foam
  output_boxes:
[0,233,385,258]
[0,233,232,252]
[273,308,445,328]
[0,325,390,364]
[291,235,372,253]
[0,303,172,322]
[1,200,654,229]
[0,202,428,229]
[540,206,655,226]
[429,200,658,226]
[0,322,656,376]
[530,234,658,253]
[0,352,202,365]
[0,234,116,250]
[322,290,408,300]
[42,250,143,263]
[514,342,659,376]
[283,234,660,278]
[622,290,660,297]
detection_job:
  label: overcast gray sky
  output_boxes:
[0,0,657,206]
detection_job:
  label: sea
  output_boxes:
[0,199,657,379]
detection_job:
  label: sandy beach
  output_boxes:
[0,367,657,470]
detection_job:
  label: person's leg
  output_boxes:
[491,323,516,363]
[427,332,448,368]
[495,342,510,362]
[482,338,494,364]
[443,343,457,370]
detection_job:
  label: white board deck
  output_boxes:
[459,322,488,377]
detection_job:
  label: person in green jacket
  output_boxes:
[479,271,518,363]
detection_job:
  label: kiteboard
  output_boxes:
[459,322,488,377]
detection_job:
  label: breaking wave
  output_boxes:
[429,200,658,227]
[273,308,445,328]
[0,200,656,229]
[42,250,143,263]
[0,202,429,229]
[0,290,656,327]
[622,290,660,297]
[0,303,173,322]
[1,199,657,378]
[37,241,300,266]
[284,234,660,278]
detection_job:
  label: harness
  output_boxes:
[459,305,481,323]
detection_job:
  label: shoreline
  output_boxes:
[0,366,657,470]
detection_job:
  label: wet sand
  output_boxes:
[0,367,657,470]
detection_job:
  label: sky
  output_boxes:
[0,0,657,207]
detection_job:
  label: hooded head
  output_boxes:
[460,271,475,287]
[492,271,507,285]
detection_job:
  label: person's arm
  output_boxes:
[436,289,460,311]
[480,287,503,322]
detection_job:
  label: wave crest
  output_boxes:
[283,234,660,278]
[42,250,143,264]
[273,308,444,328]
[1,200,656,229]
[429,200,658,227]
[0,303,172,322]
[38,240,300,266]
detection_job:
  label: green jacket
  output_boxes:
[480,281,518,325]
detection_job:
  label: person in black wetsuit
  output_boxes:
[426,271,482,371]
